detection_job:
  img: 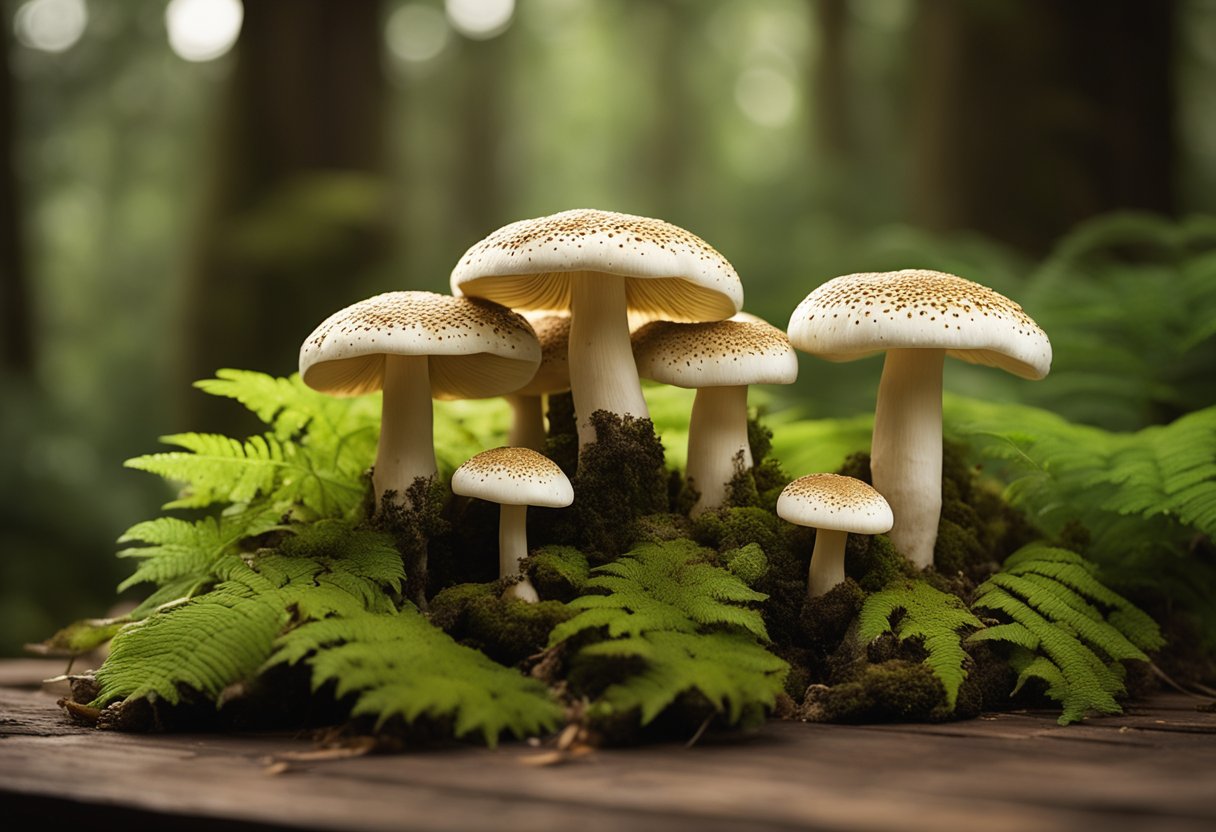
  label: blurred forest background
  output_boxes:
[3,0,1216,654]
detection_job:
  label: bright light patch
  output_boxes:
[387,3,450,63]
[165,0,243,63]
[735,66,798,129]
[13,0,88,54]
[445,0,514,40]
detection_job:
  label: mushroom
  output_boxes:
[632,316,797,517]
[776,474,893,598]
[451,209,743,449]
[787,270,1051,569]
[505,312,571,452]
[299,291,541,509]
[450,447,574,602]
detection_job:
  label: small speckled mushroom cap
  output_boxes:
[787,270,1052,380]
[299,291,541,399]
[513,312,571,397]
[450,209,743,322]
[776,474,893,535]
[450,447,574,508]
[632,318,798,388]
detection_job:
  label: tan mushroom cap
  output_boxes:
[787,270,1052,380]
[632,317,798,388]
[299,291,541,399]
[513,312,571,396]
[776,474,893,535]
[450,209,743,322]
[450,447,574,507]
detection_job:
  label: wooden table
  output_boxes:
[2,659,1214,831]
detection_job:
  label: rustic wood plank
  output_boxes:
[2,684,1215,831]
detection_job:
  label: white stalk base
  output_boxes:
[687,385,752,519]
[568,275,649,449]
[870,348,944,570]
[373,354,437,509]
[808,528,848,598]
[507,395,548,452]
[498,503,538,603]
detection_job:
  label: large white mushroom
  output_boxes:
[787,270,1051,569]
[451,209,743,449]
[299,291,540,509]
[632,317,797,517]
[777,474,893,598]
[451,447,574,602]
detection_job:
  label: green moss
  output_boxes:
[373,477,449,607]
[722,543,768,586]
[835,451,872,483]
[693,506,783,554]
[525,545,590,602]
[846,534,913,593]
[802,660,947,723]
[933,517,987,576]
[571,411,669,560]
[634,512,694,544]
[798,578,865,658]
[543,391,578,478]
[429,582,573,667]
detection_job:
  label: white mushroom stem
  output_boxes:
[808,528,848,598]
[498,503,539,603]
[373,353,437,507]
[569,275,649,448]
[506,394,548,452]
[870,348,944,570]
[687,385,752,519]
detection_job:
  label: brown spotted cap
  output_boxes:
[513,312,571,397]
[632,317,798,388]
[299,291,541,399]
[776,474,893,535]
[787,270,1052,380]
[450,209,743,322]
[450,447,574,507]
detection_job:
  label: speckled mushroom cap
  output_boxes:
[513,312,571,397]
[632,317,798,388]
[787,270,1052,380]
[450,447,574,507]
[299,291,541,399]
[776,474,893,535]
[450,209,743,323]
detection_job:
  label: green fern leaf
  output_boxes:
[858,581,982,710]
[116,510,281,592]
[581,630,787,725]
[268,607,561,747]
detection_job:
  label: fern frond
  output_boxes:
[116,511,281,592]
[857,581,982,710]
[268,607,561,747]
[551,539,785,728]
[551,540,768,644]
[581,630,787,725]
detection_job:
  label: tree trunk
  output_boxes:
[180,0,388,431]
[1,23,33,376]
[452,34,507,248]
[910,0,1175,254]
[813,0,852,160]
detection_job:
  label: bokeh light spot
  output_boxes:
[735,66,798,128]
[445,0,514,41]
[387,3,450,63]
[13,0,88,54]
[165,0,243,63]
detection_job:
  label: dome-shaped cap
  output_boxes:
[450,447,574,507]
[787,270,1051,380]
[299,291,540,399]
[513,312,571,397]
[776,474,893,534]
[632,317,798,388]
[451,209,743,323]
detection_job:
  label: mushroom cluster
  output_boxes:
[298,211,1050,605]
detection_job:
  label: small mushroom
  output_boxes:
[776,474,893,598]
[505,312,571,452]
[787,270,1051,569]
[451,209,743,449]
[632,316,797,517]
[299,291,541,509]
[450,447,574,602]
